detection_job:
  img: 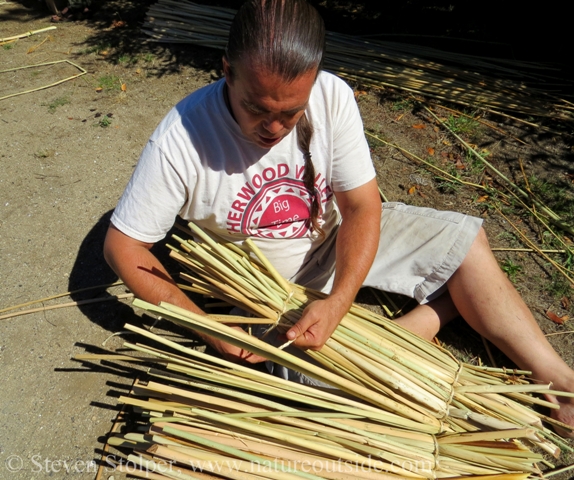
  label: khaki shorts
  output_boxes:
[293,202,483,304]
[265,203,483,386]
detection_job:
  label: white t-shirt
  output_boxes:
[111,71,375,280]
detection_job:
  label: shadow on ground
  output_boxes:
[67,210,189,331]
[7,1,574,80]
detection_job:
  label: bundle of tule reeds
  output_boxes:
[85,222,574,478]
[142,0,573,121]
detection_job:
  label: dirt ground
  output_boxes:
[1,1,573,479]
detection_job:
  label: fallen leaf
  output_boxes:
[111,20,126,28]
[68,117,74,120]
[546,310,567,325]
[407,186,417,195]
[95,87,103,93]
[455,158,465,170]
[121,83,127,92]
[135,68,141,75]
[418,191,427,198]
[561,296,571,309]
[427,147,435,156]
[412,124,425,129]
[99,50,109,56]
[442,140,451,146]
[476,195,489,203]
[433,126,439,133]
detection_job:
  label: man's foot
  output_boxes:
[547,394,574,438]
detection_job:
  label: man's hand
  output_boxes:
[285,178,381,351]
[285,296,349,350]
[212,325,268,363]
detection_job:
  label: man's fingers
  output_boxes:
[223,348,267,364]
[241,349,268,364]
[286,311,317,341]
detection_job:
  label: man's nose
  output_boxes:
[262,117,283,135]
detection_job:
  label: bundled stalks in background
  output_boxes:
[142,0,573,121]
[80,222,574,478]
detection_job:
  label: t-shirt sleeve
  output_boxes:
[110,140,191,243]
[329,77,376,192]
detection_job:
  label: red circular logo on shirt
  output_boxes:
[242,179,314,238]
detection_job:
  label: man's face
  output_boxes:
[223,59,317,149]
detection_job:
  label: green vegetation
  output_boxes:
[3,43,14,50]
[391,98,413,112]
[81,42,111,55]
[466,150,488,176]
[143,53,156,63]
[500,258,522,283]
[528,175,574,223]
[44,96,70,114]
[97,114,112,128]
[547,270,573,301]
[118,54,138,66]
[445,113,480,136]
[496,231,518,246]
[435,177,462,194]
[97,74,122,91]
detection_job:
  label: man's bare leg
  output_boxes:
[395,227,574,435]
[394,291,458,340]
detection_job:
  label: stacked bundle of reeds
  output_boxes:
[86,223,574,478]
[142,0,573,120]
[102,367,545,479]
[156,224,572,441]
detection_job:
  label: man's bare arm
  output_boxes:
[103,224,266,362]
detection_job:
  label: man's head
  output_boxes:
[223,0,325,149]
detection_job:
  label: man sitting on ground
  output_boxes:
[104,0,574,436]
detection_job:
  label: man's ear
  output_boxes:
[222,56,233,85]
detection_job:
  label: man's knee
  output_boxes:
[474,226,490,249]
[459,226,498,273]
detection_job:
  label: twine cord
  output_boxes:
[260,290,295,340]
